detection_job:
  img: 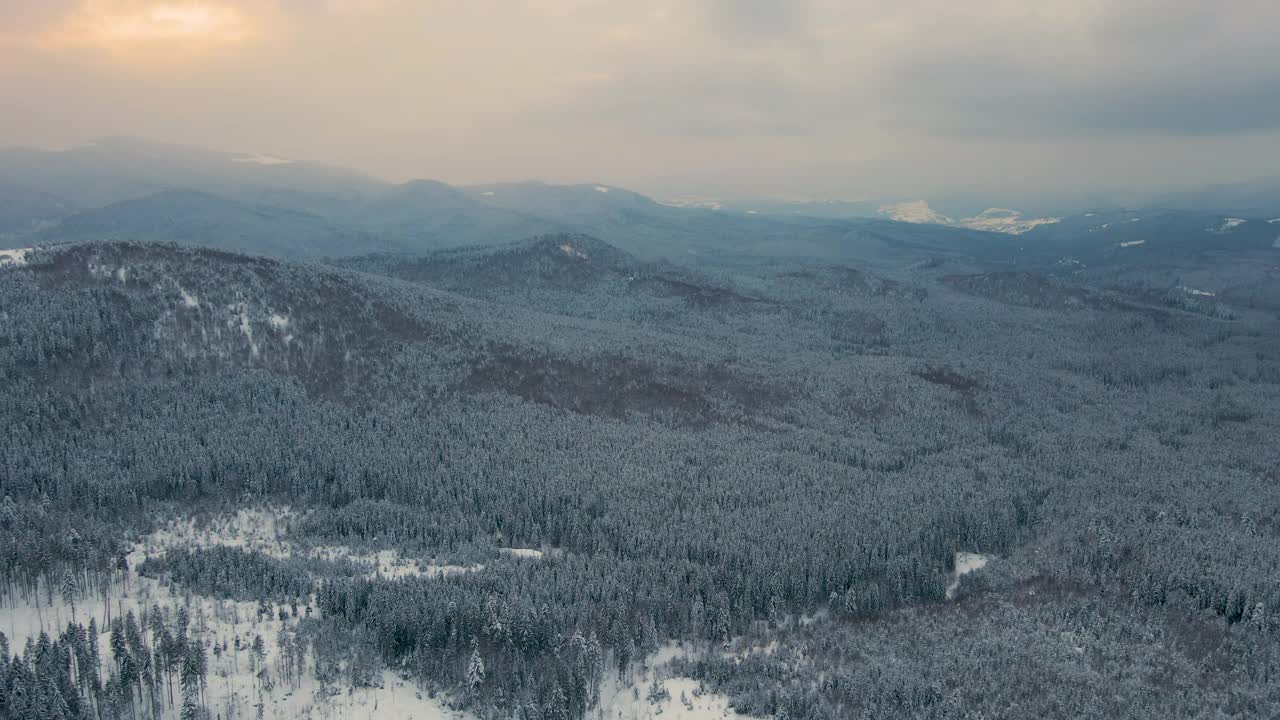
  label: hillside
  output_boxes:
[0,138,385,209]
[35,189,398,258]
[4,237,1280,719]
[0,181,76,238]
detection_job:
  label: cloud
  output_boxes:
[36,1,259,56]
[868,0,1280,137]
[1,0,1279,199]
[701,0,811,40]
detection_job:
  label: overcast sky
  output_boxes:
[1,0,1277,201]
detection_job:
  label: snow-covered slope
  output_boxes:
[960,208,1061,234]
[2,511,749,720]
[879,200,955,226]
[879,201,1059,235]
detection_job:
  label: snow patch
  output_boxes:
[269,313,291,331]
[481,191,495,196]
[179,288,200,308]
[2,541,473,720]
[499,548,544,560]
[658,197,724,211]
[84,261,132,283]
[960,208,1061,234]
[135,510,485,582]
[1119,240,1146,248]
[1210,217,1247,233]
[594,185,610,193]
[1268,218,1280,224]
[1177,286,1215,297]
[597,643,752,720]
[559,243,588,259]
[879,202,1057,234]
[228,302,259,357]
[232,153,295,166]
[0,247,32,267]
[880,200,954,226]
[946,552,991,600]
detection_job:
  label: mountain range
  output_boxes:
[0,139,1276,285]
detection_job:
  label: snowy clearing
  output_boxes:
[946,552,992,600]
[559,243,589,259]
[498,548,545,560]
[597,643,752,720]
[1177,286,1215,297]
[3,510,740,720]
[960,208,1060,234]
[1119,240,1146,248]
[134,509,482,581]
[879,200,953,226]
[0,247,33,267]
[3,535,475,720]
[879,202,1058,234]
[1209,217,1246,233]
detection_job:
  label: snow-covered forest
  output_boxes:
[3,234,1279,719]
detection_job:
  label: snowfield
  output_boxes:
[879,200,953,226]
[133,508,482,580]
[878,201,1059,234]
[3,511,749,720]
[1209,217,1246,233]
[559,243,589,259]
[959,208,1061,234]
[1177,286,1216,297]
[3,546,471,720]
[0,247,33,267]
[596,644,752,720]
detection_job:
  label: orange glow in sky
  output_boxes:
[39,1,256,56]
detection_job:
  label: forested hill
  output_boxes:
[3,238,1280,719]
[32,189,401,259]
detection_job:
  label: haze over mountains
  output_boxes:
[3,139,1277,269]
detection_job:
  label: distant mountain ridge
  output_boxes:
[35,188,397,258]
[1153,177,1280,218]
[1,138,1275,277]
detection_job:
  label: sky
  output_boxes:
[0,0,1278,202]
